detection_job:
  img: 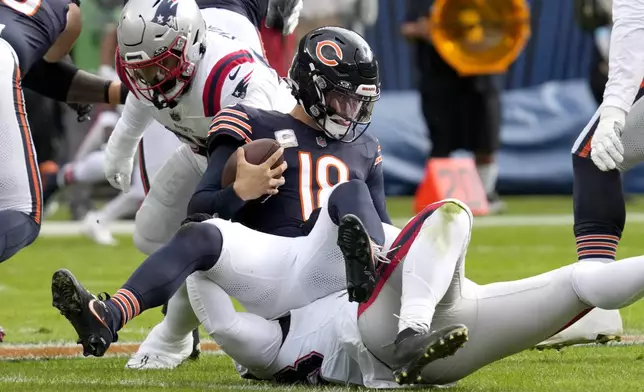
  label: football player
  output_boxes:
[0,0,129,264]
[186,199,644,387]
[51,26,394,362]
[553,0,644,347]
[107,0,302,257]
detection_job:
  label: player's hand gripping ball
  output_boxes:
[222,139,287,201]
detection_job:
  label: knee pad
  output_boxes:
[174,222,223,271]
[327,179,371,224]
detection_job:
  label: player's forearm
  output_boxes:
[21,60,128,105]
[106,96,152,158]
[66,70,128,105]
[188,142,246,218]
[602,0,644,112]
[189,186,246,218]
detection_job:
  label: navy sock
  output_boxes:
[0,210,40,263]
[328,179,385,246]
[41,172,60,205]
[106,222,223,332]
[573,155,624,260]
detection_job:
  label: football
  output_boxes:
[221,138,284,187]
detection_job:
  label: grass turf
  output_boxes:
[3,196,644,391]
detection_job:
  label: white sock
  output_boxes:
[398,203,472,333]
[573,256,644,310]
[95,192,142,224]
[476,162,498,196]
[160,283,200,342]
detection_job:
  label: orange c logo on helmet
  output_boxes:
[315,40,343,67]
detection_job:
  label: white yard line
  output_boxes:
[38,213,644,237]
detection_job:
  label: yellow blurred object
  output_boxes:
[429,0,530,76]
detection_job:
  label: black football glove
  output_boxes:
[265,0,303,35]
[181,213,214,226]
[67,102,93,122]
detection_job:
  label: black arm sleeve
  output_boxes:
[187,137,247,218]
[366,162,391,224]
[22,59,78,102]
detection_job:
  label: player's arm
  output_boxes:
[22,3,126,105]
[602,0,644,114]
[22,60,127,105]
[188,136,247,219]
[366,144,391,224]
[188,108,253,218]
[105,95,153,159]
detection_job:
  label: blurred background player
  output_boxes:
[401,0,505,214]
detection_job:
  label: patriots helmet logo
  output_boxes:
[232,70,253,99]
[153,0,179,30]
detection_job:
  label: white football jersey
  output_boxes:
[242,293,399,388]
[117,27,296,153]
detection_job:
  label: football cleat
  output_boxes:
[51,269,117,357]
[535,308,622,351]
[337,214,377,303]
[393,324,468,385]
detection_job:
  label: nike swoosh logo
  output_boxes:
[229,66,240,80]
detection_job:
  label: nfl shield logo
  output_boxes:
[170,111,181,122]
[316,136,327,147]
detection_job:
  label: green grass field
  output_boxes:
[3,196,644,391]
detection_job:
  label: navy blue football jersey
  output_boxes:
[0,0,69,73]
[196,0,267,28]
[206,104,386,236]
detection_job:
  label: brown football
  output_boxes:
[221,138,283,188]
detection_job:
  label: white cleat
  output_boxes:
[82,211,118,246]
[126,324,193,370]
[536,308,623,350]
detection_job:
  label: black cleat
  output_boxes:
[51,269,117,357]
[393,324,468,385]
[337,214,377,303]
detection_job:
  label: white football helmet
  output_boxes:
[117,0,206,108]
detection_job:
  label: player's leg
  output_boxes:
[58,150,107,186]
[126,282,200,369]
[419,255,644,385]
[82,182,144,247]
[0,43,42,263]
[186,272,283,373]
[137,120,182,197]
[134,144,207,255]
[356,200,471,384]
[296,179,386,306]
[543,98,633,348]
[51,219,225,356]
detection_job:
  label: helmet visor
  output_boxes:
[324,87,378,126]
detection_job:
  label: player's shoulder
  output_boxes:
[196,29,259,116]
[352,130,381,157]
[209,104,289,142]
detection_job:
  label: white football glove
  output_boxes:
[591,106,626,171]
[103,140,134,193]
[265,0,303,36]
